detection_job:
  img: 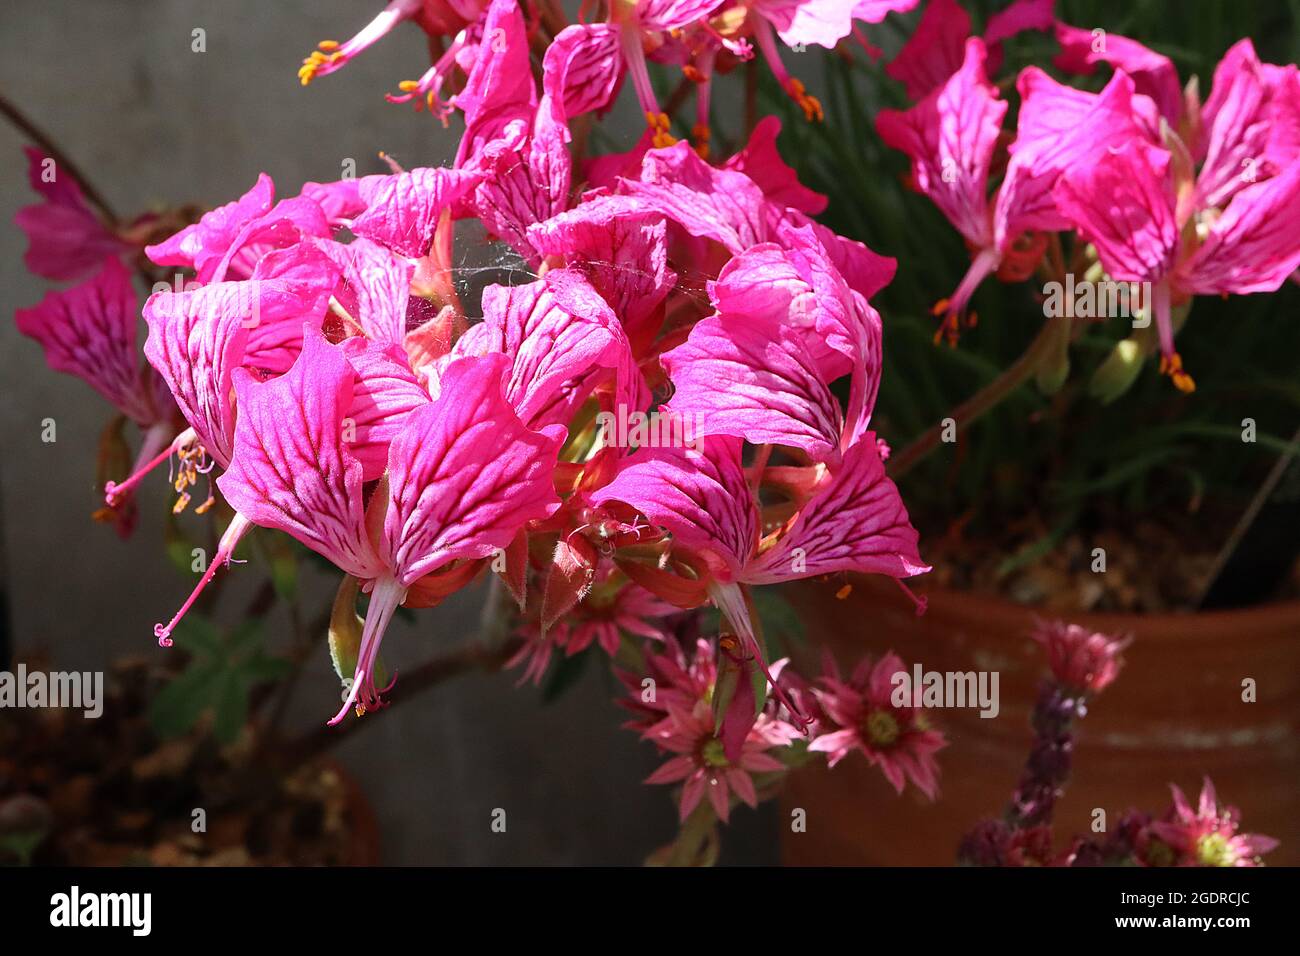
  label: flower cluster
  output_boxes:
[15,0,927,744]
[619,628,946,831]
[875,0,1300,391]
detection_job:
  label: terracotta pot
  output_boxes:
[327,758,382,866]
[780,576,1300,866]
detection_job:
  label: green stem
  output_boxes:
[887,316,1064,481]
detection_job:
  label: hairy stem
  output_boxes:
[0,92,119,224]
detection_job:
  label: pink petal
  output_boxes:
[884,0,971,100]
[1052,139,1177,283]
[638,0,726,31]
[470,96,572,261]
[983,0,1054,47]
[615,142,774,254]
[143,277,316,468]
[527,195,677,342]
[877,38,1006,248]
[753,0,858,49]
[313,237,414,345]
[146,173,275,271]
[1178,161,1300,294]
[707,774,732,823]
[217,328,383,578]
[16,148,123,282]
[745,434,928,583]
[995,69,1153,247]
[15,257,157,425]
[454,0,536,161]
[645,755,696,784]
[203,196,332,283]
[352,166,483,258]
[472,270,646,429]
[541,22,624,121]
[592,437,759,578]
[660,313,844,461]
[340,337,431,481]
[853,0,919,22]
[1053,21,1182,123]
[723,116,828,215]
[380,353,565,584]
[1198,40,1275,209]
[679,772,707,821]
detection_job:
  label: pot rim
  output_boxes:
[830,574,1300,642]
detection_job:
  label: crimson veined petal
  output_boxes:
[744,434,928,584]
[379,352,565,584]
[16,257,158,426]
[217,326,384,579]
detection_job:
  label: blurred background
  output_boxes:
[0,0,776,865]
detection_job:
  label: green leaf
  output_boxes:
[541,646,590,704]
[148,662,222,739]
[211,671,250,745]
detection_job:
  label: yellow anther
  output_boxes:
[691,123,711,160]
[682,64,704,83]
[317,40,341,51]
[646,112,677,149]
[398,79,420,92]
[1160,352,1196,393]
[785,78,823,123]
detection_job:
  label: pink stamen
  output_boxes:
[709,582,810,731]
[104,426,193,509]
[853,25,884,60]
[893,577,928,616]
[751,17,792,88]
[153,514,253,648]
[386,31,467,123]
[619,24,662,118]
[299,0,422,84]
[328,576,407,725]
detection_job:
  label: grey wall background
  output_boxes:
[0,0,776,864]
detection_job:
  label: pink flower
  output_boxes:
[508,574,674,683]
[1146,778,1279,867]
[644,699,797,822]
[15,147,126,281]
[879,38,1151,341]
[218,332,565,722]
[592,433,927,725]
[1053,126,1300,392]
[618,636,721,731]
[1030,620,1127,694]
[14,257,175,531]
[455,0,572,264]
[808,651,946,798]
